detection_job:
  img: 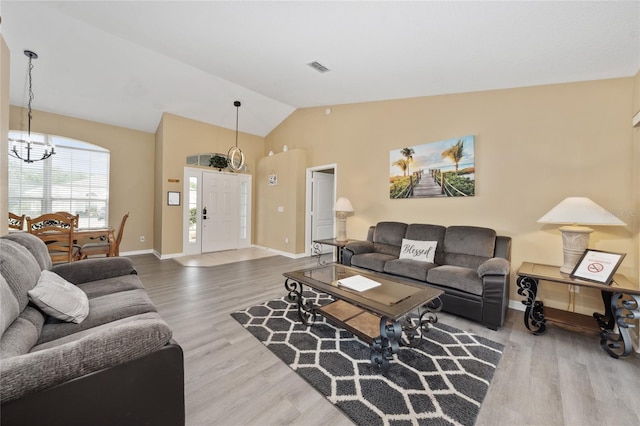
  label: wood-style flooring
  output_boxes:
[130,253,640,426]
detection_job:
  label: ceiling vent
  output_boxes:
[308,61,330,73]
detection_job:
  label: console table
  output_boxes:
[312,238,355,265]
[516,262,640,358]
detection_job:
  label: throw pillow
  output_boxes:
[28,270,89,324]
[399,239,437,263]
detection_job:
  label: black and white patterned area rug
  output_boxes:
[231,290,503,426]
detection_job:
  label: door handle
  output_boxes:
[202,207,208,220]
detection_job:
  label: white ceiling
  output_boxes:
[2,1,639,137]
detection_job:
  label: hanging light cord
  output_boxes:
[27,53,34,137]
[235,102,239,148]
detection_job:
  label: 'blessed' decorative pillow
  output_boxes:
[399,239,437,263]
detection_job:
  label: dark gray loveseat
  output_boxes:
[0,232,184,426]
[342,222,511,329]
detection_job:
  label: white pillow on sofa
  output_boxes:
[399,239,437,263]
[28,270,89,324]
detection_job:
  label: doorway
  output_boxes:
[183,167,251,255]
[305,164,337,256]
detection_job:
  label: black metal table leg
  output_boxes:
[285,278,317,325]
[311,242,326,266]
[371,317,401,372]
[401,297,442,347]
[597,293,640,358]
[517,275,546,334]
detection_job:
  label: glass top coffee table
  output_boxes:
[283,264,444,371]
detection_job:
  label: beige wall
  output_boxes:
[265,78,638,314]
[0,36,9,235]
[8,106,155,253]
[255,149,307,254]
[154,112,265,255]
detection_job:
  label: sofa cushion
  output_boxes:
[427,265,484,296]
[1,233,52,271]
[351,252,397,272]
[443,226,497,269]
[399,239,437,263]
[37,288,158,344]
[0,239,41,314]
[384,258,438,281]
[0,306,45,359]
[28,271,90,324]
[0,275,21,337]
[77,274,145,299]
[373,222,407,246]
[405,224,446,265]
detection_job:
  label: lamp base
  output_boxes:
[335,212,348,242]
[559,225,593,274]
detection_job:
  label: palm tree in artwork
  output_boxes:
[441,140,464,174]
[400,147,415,175]
[393,158,409,176]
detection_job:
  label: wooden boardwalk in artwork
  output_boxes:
[411,173,446,197]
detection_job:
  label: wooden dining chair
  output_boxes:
[54,211,80,228]
[8,212,26,230]
[26,213,79,263]
[79,212,129,260]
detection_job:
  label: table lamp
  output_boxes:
[334,197,354,242]
[537,197,626,273]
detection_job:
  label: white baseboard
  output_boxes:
[251,244,307,259]
[120,249,154,257]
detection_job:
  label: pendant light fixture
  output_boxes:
[9,50,55,163]
[227,100,245,171]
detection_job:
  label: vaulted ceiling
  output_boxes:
[2,1,639,137]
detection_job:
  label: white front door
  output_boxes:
[311,171,335,253]
[202,171,239,253]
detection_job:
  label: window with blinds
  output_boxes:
[8,131,110,229]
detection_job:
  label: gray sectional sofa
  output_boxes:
[342,222,511,329]
[0,232,184,426]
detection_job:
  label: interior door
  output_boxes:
[202,171,239,252]
[311,171,335,253]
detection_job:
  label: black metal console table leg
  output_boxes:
[517,275,546,334]
[597,293,640,358]
[311,242,326,266]
[284,278,317,325]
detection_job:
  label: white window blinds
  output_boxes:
[8,132,110,228]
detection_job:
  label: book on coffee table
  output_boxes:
[337,275,381,292]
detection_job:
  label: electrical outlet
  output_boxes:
[139,236,145,242]
[285,237,289,244]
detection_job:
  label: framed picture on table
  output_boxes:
[570,249,626,284]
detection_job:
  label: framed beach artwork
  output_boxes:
[389,135,475,199]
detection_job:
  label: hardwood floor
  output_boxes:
[131,253,640,426]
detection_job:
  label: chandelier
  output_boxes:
[227,100,245,171]
[9,50,55,163]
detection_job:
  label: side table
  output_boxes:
[312,238,355,265]
[516,261,640,358]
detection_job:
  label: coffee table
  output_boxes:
[283,264,444,371]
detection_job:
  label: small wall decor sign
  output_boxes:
[390,135,475,199]
[268,172,278,186]
[570,249,626,284]
[167,191,181,206]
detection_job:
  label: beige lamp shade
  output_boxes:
[334,197,354,212]
[538,197,625,273]
[537,197,626,226]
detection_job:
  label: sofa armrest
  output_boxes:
[344,240,374,255]
[1,318,173,403]
[477,257,510,277]
[1,342,184,426]
[52,257,137,284]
